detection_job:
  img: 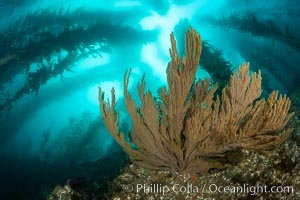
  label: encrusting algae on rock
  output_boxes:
[107,140,300,199]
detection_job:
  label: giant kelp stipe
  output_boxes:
[0,0,299,199]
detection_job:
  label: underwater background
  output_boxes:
[0,0,300,199]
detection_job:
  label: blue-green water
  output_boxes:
[0,0,299,199]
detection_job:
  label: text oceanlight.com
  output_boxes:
[122,183,294,196]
